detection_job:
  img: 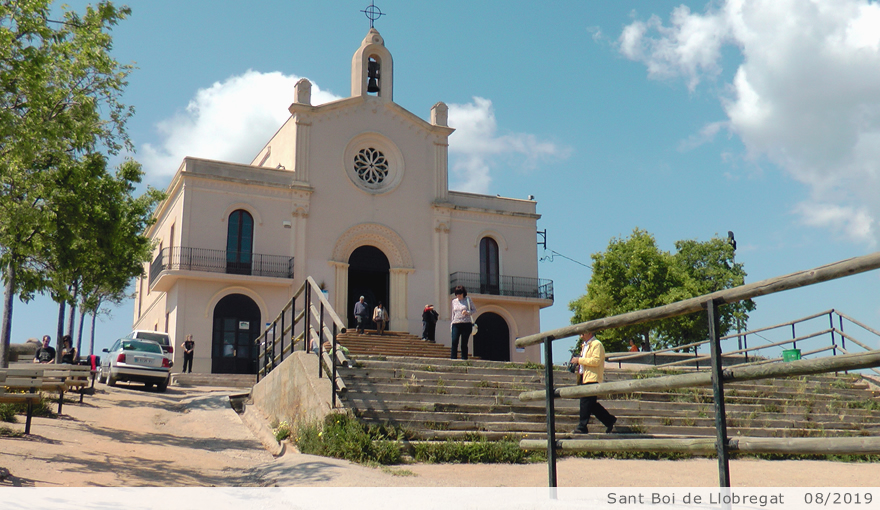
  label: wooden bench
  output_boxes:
[1,364,94,428]
[42,366,93,413]
[0,369,45,434]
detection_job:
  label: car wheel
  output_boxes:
[97,367,107,384]
[157,379,168,393]
[107,373,117,387]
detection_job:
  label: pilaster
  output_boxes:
[434,221,450,319]
[293,117,311,183]
[389,268,414,332]
[329,261,350,317]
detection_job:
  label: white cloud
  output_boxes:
[140,70,340,180]
[141,75,564,196]
[448,97,568,193]
[795,203,875,244]
[678,120,728,152]
[618,0,880,245]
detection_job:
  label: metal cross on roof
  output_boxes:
[361,1,385,28]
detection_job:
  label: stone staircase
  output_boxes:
[338,355,880,441]
[337,331,457,359]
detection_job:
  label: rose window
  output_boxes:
[354,147,388,185]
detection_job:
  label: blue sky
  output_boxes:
[8,0,880,361]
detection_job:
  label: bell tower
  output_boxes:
[351,28,393,101]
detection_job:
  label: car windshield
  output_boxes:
[134,333,169,345]
[121,341,162,353]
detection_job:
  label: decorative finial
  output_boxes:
[361,2,385,29]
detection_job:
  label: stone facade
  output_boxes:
[135,29,552,374]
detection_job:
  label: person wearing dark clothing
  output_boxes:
[60,335,77,364]
[353,296,369,334]
[33,335,56,364]
[181,334,195,373]
[422,304,439,342]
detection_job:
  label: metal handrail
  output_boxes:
[149,246,294,286]
[255,276,347,408]
[448,271,554,300]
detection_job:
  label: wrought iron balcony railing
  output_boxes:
[449,271,554,301]
[150,246,294,287]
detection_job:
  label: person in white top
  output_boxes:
[372,302,388,335]
[450,285,476,360]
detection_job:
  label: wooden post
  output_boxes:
[519,350,880,401]
[520,436,880,455]
[706,298,730,487]
[515,251,880,349]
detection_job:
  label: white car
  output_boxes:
[99,338,171,392]
[125,330,174,367]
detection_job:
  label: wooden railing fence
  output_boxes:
[514,251,880,489]
[606,308,880,375]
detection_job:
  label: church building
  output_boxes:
[135,28,553,374]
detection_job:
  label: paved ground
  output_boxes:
[1,384,878,487]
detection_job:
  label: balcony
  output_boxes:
[149,246,294,289]
[449,272,554,301]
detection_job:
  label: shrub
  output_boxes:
[0,395,55,421]
[274,421,292,442]
[294,413,403,465]
[0,426,23,438]
[0,404,17,423]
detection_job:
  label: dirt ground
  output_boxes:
[1,384,878,488]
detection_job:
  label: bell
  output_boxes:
[367,60,380,93]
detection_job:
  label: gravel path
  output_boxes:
[1,384,877,487]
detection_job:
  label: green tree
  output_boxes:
[569,228,676,352]
[657,237,755,350]
[1,1,134,367]
[569,229,755,352]
[72,159,164,355]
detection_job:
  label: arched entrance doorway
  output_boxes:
[212,294,260,374]
[347,245,390,330]
[473,312,510,361]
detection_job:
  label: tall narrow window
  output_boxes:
[479,237,499,295]
[226,209,254,275]
[169,223,175,258]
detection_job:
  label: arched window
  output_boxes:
[479,237,499,295]
[226,209,254,275]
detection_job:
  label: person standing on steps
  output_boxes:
[570,331,617,434]
[353,296,369,334]
[450,286,476,360]
[181,334,195,373]
[422,304,439,343]
[373,302,388,335]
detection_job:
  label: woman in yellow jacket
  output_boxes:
[569,331,617,434]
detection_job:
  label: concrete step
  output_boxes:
[172,373,256,388]
[337,332,457,359]
[337,355,880,443]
